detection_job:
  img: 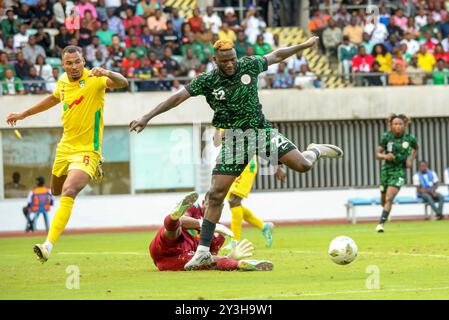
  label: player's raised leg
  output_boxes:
[164,191,199,240]
[184,175,236,270]
[279,145,343,174]
[33,170,90,263]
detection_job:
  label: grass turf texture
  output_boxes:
[1,220,449,300]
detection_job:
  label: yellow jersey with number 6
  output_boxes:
[53,68,108,154]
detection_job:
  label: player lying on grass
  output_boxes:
[131,37,344,270]
[149,191,273,271]
[5,46,129,263]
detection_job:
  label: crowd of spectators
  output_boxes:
[0,0,315,95]
[312,0,449,86]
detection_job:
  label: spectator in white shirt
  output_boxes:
[46,67,60,93]
[415,8,428,30]
[401,31,420,55]
[442,33,449,52]
[364,20,389,46]
[13,24,29,49]
[202,6,222,35]
[413,161,445,219]
[288,51,308,74]
[23,35,46,64]
[53,0,75,25]
[34,54,52,81]
[294,64,317,89]
[242,5,266,44]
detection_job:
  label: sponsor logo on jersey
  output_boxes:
[63,95,84,112]
[240,74,251,85]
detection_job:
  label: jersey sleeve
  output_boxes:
[98,76,108,90]
[379,133,389,149]
[409,134,418,149]
[241,55,268,74]
[52,79,62,100]
[185,73,207,97]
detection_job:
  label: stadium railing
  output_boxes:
[345,195,449,224]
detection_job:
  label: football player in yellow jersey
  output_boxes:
[214,129,287,249]
[6,46,128,263]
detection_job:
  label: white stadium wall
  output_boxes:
[1,86,449,128]
[1,187,449,232]
[1,87,448,231]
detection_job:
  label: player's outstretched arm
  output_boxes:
[129,88,191,133]
[5,95,60,127]
[264,36,320,66]
[89,67,129,89]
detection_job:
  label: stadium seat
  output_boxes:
[266,27,348,89]
[46,57,62,66]
[346,194,449,224]
[395,196,421,204]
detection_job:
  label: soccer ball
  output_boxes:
[328,236,358,265]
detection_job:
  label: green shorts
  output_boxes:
[213,128,297,176]
[380,167,406,192]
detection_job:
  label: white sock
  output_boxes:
[197,245,210,253]
[43,240,54,253]
[303,150,318,165]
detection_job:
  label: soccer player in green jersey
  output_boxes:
[376,114,418,233]
[129,37,344,269]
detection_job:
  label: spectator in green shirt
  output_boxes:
[0,52,15,80]
[2,69,25,95]
[432,59,448,85]
[96,21,116,47]
[234,31,251,59]
[1,9,20,38]
[125,35,148,59]
[253,34,272,56]
[181,32,205,62]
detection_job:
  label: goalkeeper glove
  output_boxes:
[227,239,254,260]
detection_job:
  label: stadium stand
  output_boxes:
[2,0,449,95]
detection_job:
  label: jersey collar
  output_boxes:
[60,69,89,84]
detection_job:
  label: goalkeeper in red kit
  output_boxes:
[149,192,273,271]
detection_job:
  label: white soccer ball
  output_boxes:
[328,236,358,265]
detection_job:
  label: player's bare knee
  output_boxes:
[61,185,82,198]
[228,196,241,208]
[208,189,227,207]
[52,187,61,196]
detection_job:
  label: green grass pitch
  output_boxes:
[1,220,449,300]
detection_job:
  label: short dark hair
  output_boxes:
[62,45,83,57]
[36,176,45,186]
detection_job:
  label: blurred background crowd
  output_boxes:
[0,0,448,95]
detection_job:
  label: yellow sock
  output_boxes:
[242,206,264,230]
[230,206,244,240]
[47,196,74,244]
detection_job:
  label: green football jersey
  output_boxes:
[185,55,270,130]
[379,131,418,169]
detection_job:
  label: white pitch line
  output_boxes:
[290,250,449,260]
[57,251,147,256]
[232,286,449,300]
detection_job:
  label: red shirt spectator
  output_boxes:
[352,46,375,72]
[188,8,203,33]
[434,44,449,63]
[121,52,141,78]
[123,8,145,36]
